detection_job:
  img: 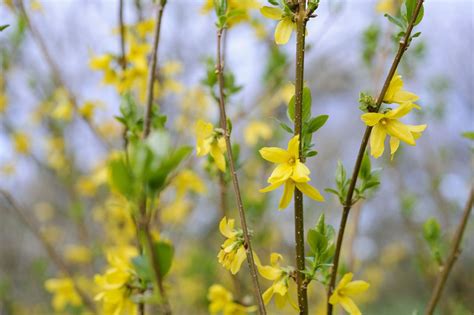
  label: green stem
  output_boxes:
[294,1,308,313]
[326,1,425,314]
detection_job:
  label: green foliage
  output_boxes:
[461,131,474,140]
[153,240,174,277]
[385,0,424,43]
[201,57,242,102]
[362,24,380,66]
[304,214,335,284]
[423,217,443,265]
[325,160,349,205]
[0,25,9,32]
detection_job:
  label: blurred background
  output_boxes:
[0,0,473,314]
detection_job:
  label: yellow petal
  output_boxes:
[361,113,384,126]
[274,289,288,309]
[270,253,283,267]
[370,124,386,158]
[275,18,294,45]
[392,90,419,104]
[269,163,293,183]
[389,137,400,160]
[219,217,235,238]
[260,180,284,193]
[230,246,246,274]
[279,180,295,209]
[257,265,282,281]
[341,280,370,296]
[385,120,415,145]
[337,272,354,290]
[260,6,283,20]
[287,135,300,159]
[259,147,291,163]
[384,103,414,119]
[210,142,226,172]
[407,124,427,134]
[339,296,362,315]
[291,160,310,183]
[383,74,403,103]
[295,182,325,202]
[262,287,274,305]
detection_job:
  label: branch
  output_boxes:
[0,190,97,313]
[143,0,166,138]
[294,0,309,313]
[215,28,266,315]
[424,187,473,315]
[326,1,425,314]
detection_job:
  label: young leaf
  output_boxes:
[306,115,329,134]
[153,241,174,277]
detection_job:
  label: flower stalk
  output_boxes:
[326,1,425,314]
[215,27,266,315]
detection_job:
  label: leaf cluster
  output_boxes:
[384,0,424,43]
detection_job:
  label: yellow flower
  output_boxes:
[383,73,420,107]
[89,54,113,71]
[172,169,207,197]
[79,101,99,120]
[217,217,246,275]
[12,132,30,154]
[44,277,82,311]
[202,0,259,27]
[259,135,324,209]
[244,121,273,146]
[30,0,43,11]
[208,284,257,315]
[65,245,92,264]
[260,6,296,45]
[376,0,402,15]
[0,93,8,113]
[195,119,227,172]
[329,273,370,315]
[361,103,427,159]
[254,253,297,310]
[94,246,138,315]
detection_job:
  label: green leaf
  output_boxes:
[0,25,9,32]
[306,115,329,134]
[384,13,406,30]
[414,4,424,26]
[359,153,371,180]
[132,255,153,282]
[148,146,192,191]
[108,157,135,197]
[307,229,327,256]
[153,241,174,277]
[405,0,416,22]
[335,160,346,189]
[287,87,312,123]
[423,217,441,243]
[279,122,293,134]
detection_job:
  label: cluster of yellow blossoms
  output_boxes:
[207,284,256,315]
[195,119,227,172]
[217,217,247,275]
[362,74,427,159]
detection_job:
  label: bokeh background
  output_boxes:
[0,0,473,314]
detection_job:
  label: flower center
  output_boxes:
[288,157,295,165]
[380,118,388,126]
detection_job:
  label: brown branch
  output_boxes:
[326,1,425,314]
[143,0,166,138]
[424,187,473,315]
[16,0,111,149]
[215,28,266,315]
[0,190,97,313]
[119,0,127,71]
[294,0,309,313]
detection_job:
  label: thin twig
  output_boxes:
[215,28,266,315]
[294,0,309,313]
[143,0,166,138]
[424,187,473,315]
[0,190,97,313]
[16,0,111,149]
[326,1,425,314]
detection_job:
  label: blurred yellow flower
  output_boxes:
[260,6,296,45]
[0,93,8,113]
[79,101,99,120]
[12,132,31,155]
[244,121,272,146]
[65,245,93,264]
[202,0,259,27]
[217,217,246,275]
[33,202,55,222]
[329,273,370,315]
[89,54,113,71]
[44,277,82,311]
[376,0,402,15]
[195,119,227,172]
[260,135,324,209]
[361,103,426,158]
[208,284,257,315]
[173,169,207,197]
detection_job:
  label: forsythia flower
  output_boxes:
[260,6,295,45]
[259,135,324,209]
[361,102,427,159]
[244,121,273,146]
[94,246,139,315]
[172,169,207,197]
[44,277,82,311]
[383,74,420,107]
[64,245,93,264]
[207,284,257,315]
[195,119,227,172]
[217,217,246,275]
[201,0,259,27]
[254,253,297,310]
[329,273,370,315]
